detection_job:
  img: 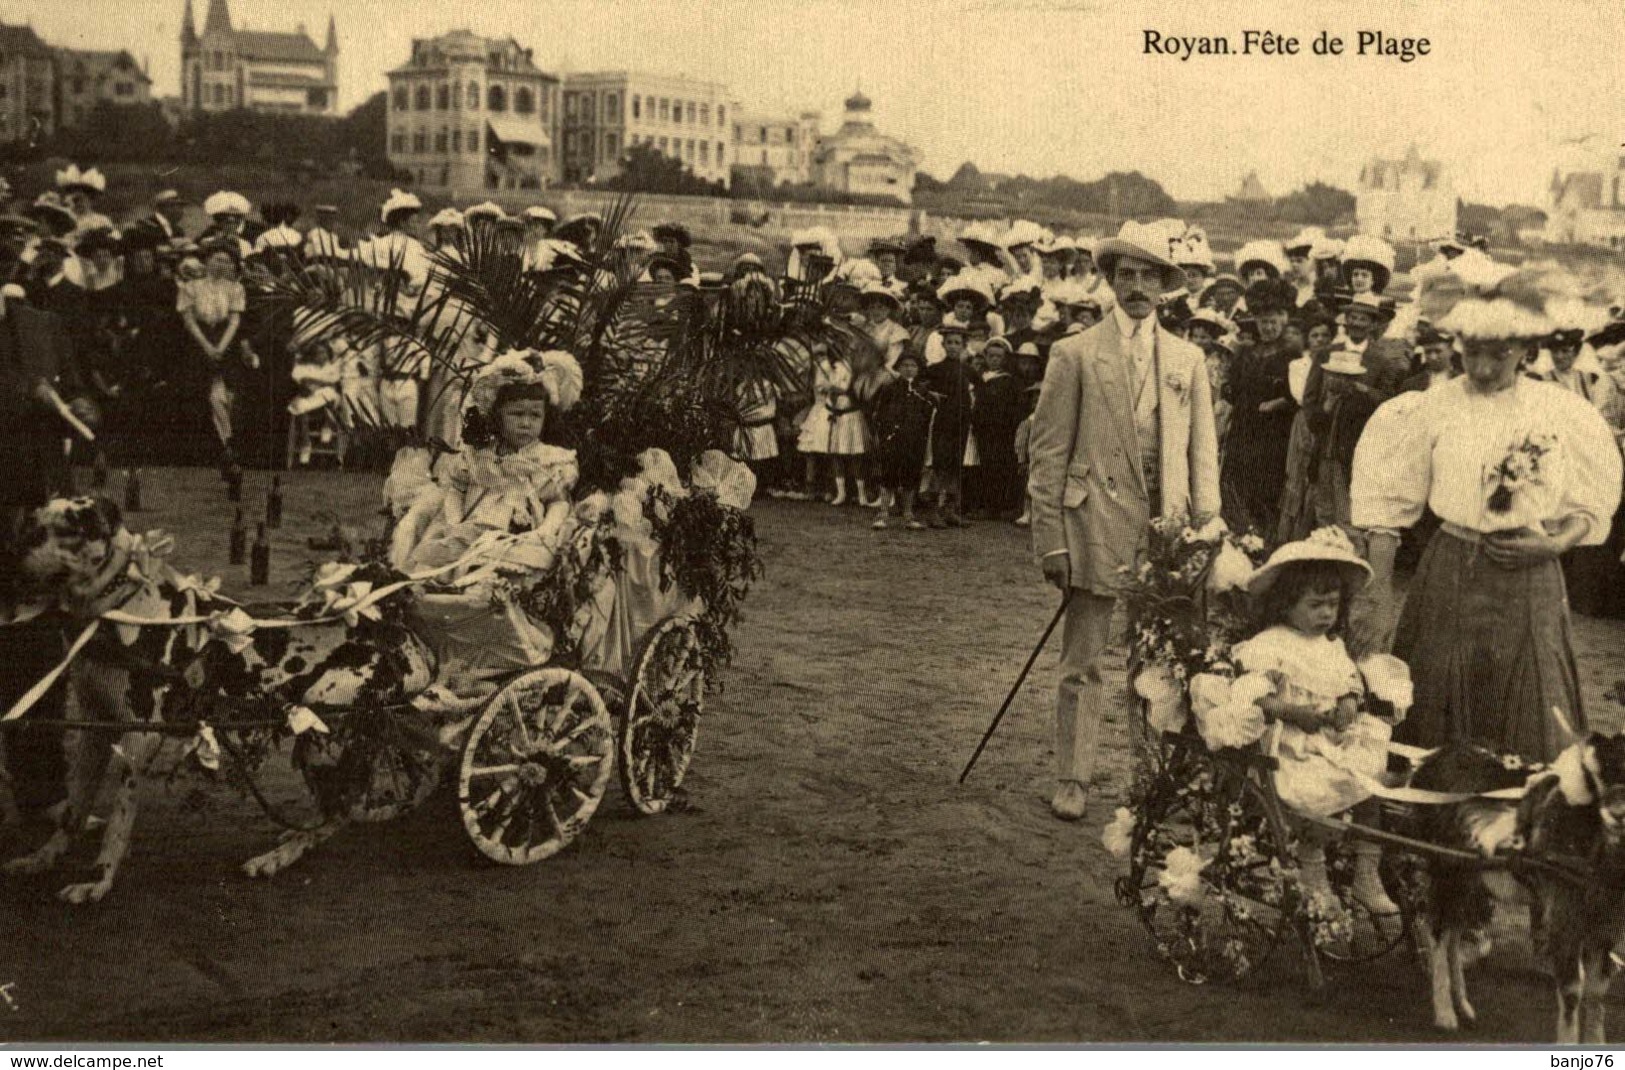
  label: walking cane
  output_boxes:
[958,591,1071,784]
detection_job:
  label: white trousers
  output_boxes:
[1055,591,1117,785]
[378,378,420,430]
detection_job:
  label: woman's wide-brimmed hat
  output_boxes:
[1234,239,1288,280]
[1093,220,1186,292]
[428,207,465,230]
[1285,226,1325,257]
[1246,526,1372,599]
[859,281,901,309]
[202,190,252,218]
[26,193,77,234]
[521,205,558,224]
[1003,219,1051,250]
[937,271,995,307]
[1309,236,1345,262]
[1176,228,1215,271]
[1186,307,1234,335]
[379,188,423,225]
[957,220,1006,253]
[1340,234,1396,294]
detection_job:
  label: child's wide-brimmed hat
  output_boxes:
[466,349,584,416]
[859,282,901,310]
[1246,526,1372,599]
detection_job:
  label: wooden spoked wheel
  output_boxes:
[457,667,615,864]
[1116,739,1295,985]
[619,616,705,816]
[294,706,446,824]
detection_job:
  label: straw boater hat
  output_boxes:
[1341,291,1389,325]
[1246,526,1372,599]
[1235,239,1289,280]
[1093,220,1186,292]
[1340,234,1396,294]
[983,335,1014,356]
[1308,235,1345,262]
[1321,345,1367,377]
[466,349,584,417]
[867,236,906,257]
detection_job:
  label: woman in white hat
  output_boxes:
[1351,265,1622,761]
[200,191,255,261]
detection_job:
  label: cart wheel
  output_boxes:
[1318,838,1412,965]
[619,616,704,816]
[1123,741,1294,985]
[294,706,445,824]
[457,667,614,864]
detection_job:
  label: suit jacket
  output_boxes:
[0,300,80,508]
[1027,315,1221,594]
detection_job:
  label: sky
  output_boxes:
[12,0,1625,207]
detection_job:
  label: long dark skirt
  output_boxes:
[1393,529,1584,762]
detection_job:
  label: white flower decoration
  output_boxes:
[286,706,330,736]
[1158,845,1208,906]
[1134,661,1188,733]
[311,561,359,591]
[1102,807,1135,860]
[1207,541,1255,594]
[208,608,259,654]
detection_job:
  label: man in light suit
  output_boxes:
[1027,221,1221,819]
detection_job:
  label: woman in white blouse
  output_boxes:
[179,241,255,471]
[1350,296,1622,761]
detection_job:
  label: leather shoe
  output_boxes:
[1050,780,1088,820]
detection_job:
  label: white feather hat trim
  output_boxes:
[466,349,585,416]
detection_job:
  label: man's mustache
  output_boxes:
[1124,292,1151,303]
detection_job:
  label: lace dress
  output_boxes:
[1231,625,1392,816]
[399,442,580,573]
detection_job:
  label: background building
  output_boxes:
[387,30,559,194]
[1544,151,1625,249]
[731,109,821,190]
[55,49,152,128]
[1356,144,1457,242]
[561,71,733,187]
[180,0,338,115]
[1229,170,1270,203]
[809,91,917,204]
[0,23,57,143]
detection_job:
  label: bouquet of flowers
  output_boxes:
[1486,431,1556,514]
[1119,515,1270,741]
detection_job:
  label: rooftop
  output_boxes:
[0,22,53,56]
[233,29,326,64]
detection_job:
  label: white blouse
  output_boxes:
[1350,376,1622,545]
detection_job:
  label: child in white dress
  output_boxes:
[1230,527,1411,911]
[390,350,583,574]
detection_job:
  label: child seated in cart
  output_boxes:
[389,349,583,575]
[1227,527,1412,913]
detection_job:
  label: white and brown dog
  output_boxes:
[1,497,435,903]
[1403,733,1625,1043]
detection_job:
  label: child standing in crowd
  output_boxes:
[869,352,935,531]
[1228,529,1409,911]
[797,342,870,506]
[921,325,974,527]
[970,337,1023,521]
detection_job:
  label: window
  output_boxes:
[717,142,724,163]
[658,136,667,151]
[435,129,447,152]
[391,132,406,153]
[393,85,409,110]
[71,78,85,94]
[212,84,225,105]
[539,89,549,120]
[700,141,709,164]
[115,82,133,97]
[564,92,576,119]
[414,85,430,110]
[632,96,640,120]
[686,102,696,123]
[717,105,725,125]
[515,87,534,114]
[436,84,450,109]
[606,93,618,121]
[659,97,669,121]
[468,127,479,152]
[759,126,766,142]
[452,130,461,151]
[488,84,506,111]
[685,138,695,160]
[786,126,794,141]
[467,82,479,109]
[760,150,767,165]
[605,132,619,160]
[413,131,427,152]
[733,124,741,142]
[582,92,594,122]
[700,104,709,125]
